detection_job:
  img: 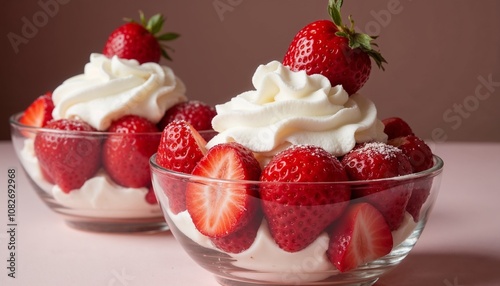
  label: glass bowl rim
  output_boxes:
[150,153,444,186]
[10,112,215,136]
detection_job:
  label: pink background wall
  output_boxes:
[2,0,499,141]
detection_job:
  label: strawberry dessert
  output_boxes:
[150,1,442,284]
[13,12,215,226]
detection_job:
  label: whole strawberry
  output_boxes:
[387,135,434,221]
[102,115,160,188]
[158,100,216,131]
[341,142,413,230]
[283,0,386,95]
[260,145,351,252]
[155,120,208,214]
[103,11,180,64]
[34,119,101,193]
[382,117,414,140]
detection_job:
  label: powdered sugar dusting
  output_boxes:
[357,142,402,160]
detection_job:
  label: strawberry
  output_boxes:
[102,115,160,188]
[156,120,208,213]
[387,135,433,173]
[39,165,55,184]
[186,142,261,238]
[158,100,216,131]
[341,142,413,230]
[103,11,180,64]
[260,145,351,252]
[34,119,101,193]
[387,135,434,221]
[327,202,393,272]
[19,92,54,127]
[382,117,414,140]
[283,0,386,95]
[145,186,158,205]
[211,211,263,254]
[405,179,433,222]
[156,120,207,174]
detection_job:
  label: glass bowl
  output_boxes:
[150,152,443,286]
[10,112,167,233]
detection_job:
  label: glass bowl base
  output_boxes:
[215,276,378,286]
[24,168,168,233]
[64,217,169,233]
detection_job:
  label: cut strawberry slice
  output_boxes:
[19,92,54,127]
[327,203,393,272]
[186,142,261,238]
[211,211,263,253]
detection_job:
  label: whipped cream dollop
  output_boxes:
[207,61,387,163]
[52,53,187,130]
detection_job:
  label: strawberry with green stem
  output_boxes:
[283,0,387,95]
[103,11,180,63]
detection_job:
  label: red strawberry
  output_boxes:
[156,120,207,174]
[211,211,263,254]
[34,119,101,193]
[158,100,216,131]
[156,120,208,213]
[145,186,158,205]
[388,135,434,221]
[186,142,261,238]
[39,164,55,184]
[341,142,413,230]
[260,145,351,252]
[283,1,386,95]
[327,202,393,272]
[103,11,180,64]
[19,92,54,127]
[387,135,433,173]
[103,115,160,188]
[382,117,414,140]
[405,179,433,222]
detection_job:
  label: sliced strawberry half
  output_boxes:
[211,211,263,253]
[327,202,393,272]
[19,92,54,127]
[186,142,261,238]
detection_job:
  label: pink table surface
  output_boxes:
[0,141,499,286]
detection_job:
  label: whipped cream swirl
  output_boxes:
[207,61,387,163]
[52,53,187,130]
